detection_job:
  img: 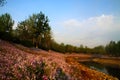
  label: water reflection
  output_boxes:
[80,61,120,79]
[106,67,120,80]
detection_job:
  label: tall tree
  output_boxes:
[41,30,52,50]
[0,13,14,38]
[105,41,120,56]
[32,12,51,48]
[0,13,14,33]
[16,20,30,40]
[16,12,52,48]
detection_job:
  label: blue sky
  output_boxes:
[0,0,120,47]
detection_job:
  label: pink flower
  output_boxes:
[42,75,49,80]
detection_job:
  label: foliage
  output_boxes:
[16,12,52,49]
[54,67,69,80]
[50,40,120,56]
[92,45,106,54]
[0,13,14,33]
[105,41,120,56]
[10,60,49,80]
[0,13,14,41]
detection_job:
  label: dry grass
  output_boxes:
[93,58,120,67]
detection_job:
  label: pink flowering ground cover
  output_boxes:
[0,40,46,79]
[0,40,70,80]
[0,40,118,80]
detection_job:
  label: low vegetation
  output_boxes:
[0,40,118,80]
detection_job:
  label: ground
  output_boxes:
[0,39,118,80]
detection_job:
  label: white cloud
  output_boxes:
[54,14,120,47]
[96,14,113,27]
[62,19,82,27]
[87,14,114,31]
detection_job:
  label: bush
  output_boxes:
[20,40,33,47]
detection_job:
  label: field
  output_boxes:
[0,39,119,80]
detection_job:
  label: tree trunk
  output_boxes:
[36,42,38,48]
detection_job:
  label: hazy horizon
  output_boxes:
[0,0,120,48]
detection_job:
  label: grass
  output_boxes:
[93,58,120,67]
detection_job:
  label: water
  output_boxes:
[80,61,120,79]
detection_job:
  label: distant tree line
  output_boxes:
[50,40,120,56]
[105,41,120,56]
[50,41,106,54]
[0,13,120,56]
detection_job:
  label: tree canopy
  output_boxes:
[105,41,120,56]
[16,12,52,49]
[0,13,14,40]
[0,13,14,32]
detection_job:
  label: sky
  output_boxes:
[0,0,120,48]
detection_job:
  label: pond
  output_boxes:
[80,61,120,79]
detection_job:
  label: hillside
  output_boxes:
[0,39,118,80]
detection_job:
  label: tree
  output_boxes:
[0,13,14,40]
[117,41,120,55]
[17,20,29,40]
[16,20,35,47]
[32,12,51,48]
[16,12,52,49]
[107,41,116,55]
[93,45,106,54]
[41,30,52,50]
[0,13,14,33]
[79,45,84,53]
[65,44,74,53]
[51,40,59,51]
[59,43,66,53]
[105,41,120,56]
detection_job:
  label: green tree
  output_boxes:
[31,12,51,48]
[105,41,120,56]
[79,44,84,53]
[51,40,60,52]
[106,41,116,55]
[16,20,34,46]
[65,44,74,53]
[117,41,120,55]
[41,30,52,50]
[59,43,66,53]
[0,13,14,40]
[0,13,14,33]
[16,12,51,49]
[17,20,29,40]
[93,45,106,54]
